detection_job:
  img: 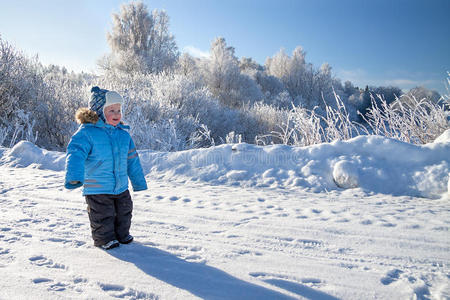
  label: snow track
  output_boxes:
[0,166,449,299]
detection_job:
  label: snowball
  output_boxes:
[413,161,449,198]
[333,160,359,189]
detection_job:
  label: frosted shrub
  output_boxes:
[38,67,92,149]
[224,131,242,144]
[247,102,289,145]
[361,94,449,144]
[131,113,201,151]
[101,73,208,150]
[150,72,245,144]
[188,124,215,148]
[8,110,38,147]
[321,92,365,142]
[0,37,93,150]
[0,125,10,146]
[0,37,42,133]
[274,106,324,146]
[268,93,363,146]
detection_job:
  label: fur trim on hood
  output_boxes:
[75,107,99,124]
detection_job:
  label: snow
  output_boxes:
[3,129,449,198]
[0,131,449,299]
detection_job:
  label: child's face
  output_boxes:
[104,103,122,126]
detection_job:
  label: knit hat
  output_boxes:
[89,86,123,122]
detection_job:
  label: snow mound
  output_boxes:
[0,140,65,171]
[137,135,449,198]
[433,128,450,144]
[0,135,449,199]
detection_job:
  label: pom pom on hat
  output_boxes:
[91,86,101,93]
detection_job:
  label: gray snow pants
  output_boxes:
[85,190,133,247]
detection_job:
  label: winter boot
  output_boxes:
[99,239,120,250]
[119,235,134,244]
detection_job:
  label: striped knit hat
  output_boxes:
[89,86,123,122]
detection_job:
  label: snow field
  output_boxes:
[0,166,449,299]
[0,130,449,298]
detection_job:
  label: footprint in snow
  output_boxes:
[279,237,294,242]
[296,215,308,219]
[297,239,322,248]
[360,219,373,225]
[98,282,159,299]
[276,213,289,217]
[0,247,15,265]
[33,276,88,294]
[43,237,86,248]
[381,222,397,227]
[32,278,53,284]
[335,218,350,223]
[29,255,66,270]
[48,282,69,292]
[380,269,403,285]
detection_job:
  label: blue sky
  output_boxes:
[0,0,449,94]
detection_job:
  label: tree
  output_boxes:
[202,37,262,107]
[265,46,336,109]
[239,57,263,72]
[344,80,357,96]
[101,1,178,75]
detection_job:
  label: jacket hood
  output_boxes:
[75,107,129,129]
[75,107,99,124]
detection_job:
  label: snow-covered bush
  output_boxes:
[266,93,365,146]
[8,109,38,147]
[93,71,237,150]
[361,94,449,144]
[37,66,93,149]
[0,36,41,130]
[321,92,365,142]
[0,125,10,147]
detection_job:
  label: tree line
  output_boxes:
[0,1,447,151]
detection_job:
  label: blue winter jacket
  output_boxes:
[64,118,147,195]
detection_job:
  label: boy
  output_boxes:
[65,86,147,250]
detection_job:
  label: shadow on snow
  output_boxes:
[108,242,299,299]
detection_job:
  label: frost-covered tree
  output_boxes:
[404,86,441,106]
[265,46,336,109]
[101,1,178,75]
[239,57,263,72]
[177,53,199,77]
[202,37,240,104]
[201,37,262,107]
[344,80,358,97]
